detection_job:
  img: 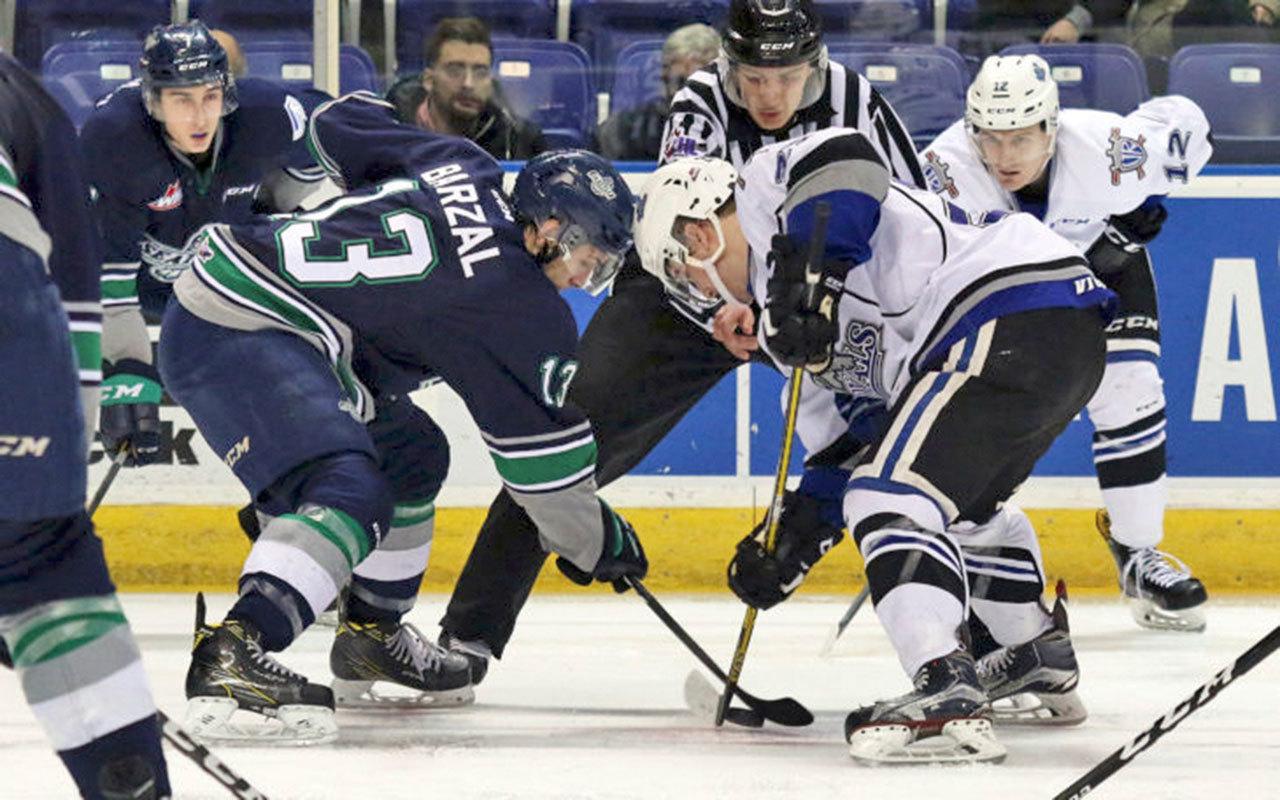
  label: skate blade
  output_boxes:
[332,678,475,710]
[990,690,1087,726]
[848,718,1006,765]
[184,696,338,746]
[1128,598,1206,633]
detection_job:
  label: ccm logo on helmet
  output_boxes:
[759,42,796,52]
[177,59,211,72]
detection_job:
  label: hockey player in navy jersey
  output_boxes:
[636,132,1116,764]
[157,93,643,743]
[0,54,171,799]
[79,21,327,467]
[923,55,1211,632]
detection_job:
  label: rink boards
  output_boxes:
[90,166,1280,593]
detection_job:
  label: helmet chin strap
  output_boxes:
[686,215,747,307]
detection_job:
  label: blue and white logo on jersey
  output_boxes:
[1106,127,1148,186]
[813,319,886,398]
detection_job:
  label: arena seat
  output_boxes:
[1000,43,1150,115]
[10,0,168,71]
[1168,43,1280,163]
[40,39,141,130]
[828,42,969,147]
[491,39,597,149]
[240,41,381,95]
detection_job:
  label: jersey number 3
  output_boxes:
[277,209,438,286]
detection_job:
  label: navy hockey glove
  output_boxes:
[728,491,845,610]
[99,359,162,466]
[761,234,849,372]
[1086,201,1166,277]
[556,502,648,593]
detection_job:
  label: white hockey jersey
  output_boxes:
[920,96,1213,250]
[738,128,1115,459]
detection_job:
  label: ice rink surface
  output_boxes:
[2,593,1277,799]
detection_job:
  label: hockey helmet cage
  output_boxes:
[140,20,238,117]
[513,150,636,295]
[633,157,741,309]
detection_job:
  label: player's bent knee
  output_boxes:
[286,451,395,551]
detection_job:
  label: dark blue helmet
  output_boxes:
[512,150,635,295]
[139,21,238,117]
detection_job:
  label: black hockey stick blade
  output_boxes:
[626,577,813,727]
[158,710,271,799]
[1054,624,1280,800]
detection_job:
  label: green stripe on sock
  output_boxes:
[491,439,598,489]
[100,278,138,302]
[392,501,436,528]
[10,604,129,667]
[285,506,371,569]
[70,330,102,372]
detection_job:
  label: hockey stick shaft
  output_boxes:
[819,585,870,657]
[158,710,271,799]
[87,457,123,517]
[626,577,812,726]
[1054,624,1280,800]
[717,201,832,726]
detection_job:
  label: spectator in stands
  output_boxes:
[210,28,248,78]
[597,23,720,161]
[1041,0,1187,57]
[1251,0,1277,25]
[386,17,546,160]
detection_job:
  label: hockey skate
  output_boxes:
[1098,510,1208,632]
[183,594,337,745]
[330,619,473,709]
[844,650,1006,765]
[976,595,1086,726]
[439,631,492,686]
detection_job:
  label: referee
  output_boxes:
[439,0,927,679]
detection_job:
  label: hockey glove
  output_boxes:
[728,491,845,610]
[761,234,849,372]
[1086,201,1166,277]
[556,502,648,593]
[99,359,162,466]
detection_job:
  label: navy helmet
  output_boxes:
[139,20,238,117]
[512,150,635,295]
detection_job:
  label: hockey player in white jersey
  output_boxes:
[922,55,1212,632]
[635,130,1116,764]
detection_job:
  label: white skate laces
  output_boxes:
[975,647,1016,683]
[244,635,303,681]
[386,623,446,679]
[1123,547,1192,594]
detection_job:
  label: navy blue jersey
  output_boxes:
[0,53,102,397]
[171,93,610,571]
[80,77,326,315]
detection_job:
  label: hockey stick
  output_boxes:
[625,577,813,727]
[158,710,271,799]
[1053,624,1280,800]
[87,456,124,517]
[818,585,870,658]
[716,201,832,727]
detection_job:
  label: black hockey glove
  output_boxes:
[761,234,849,372]
[727,491,845,610]
[1086,202,1167,277]
[556,502,648,593]
[99,359,162,467]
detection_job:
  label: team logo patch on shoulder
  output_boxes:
[587,169,617,200]
[147,179,184,211]
[663,135,699,161]
[1106,128,1147,186]
[923,151,958,198]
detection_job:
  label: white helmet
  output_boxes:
[634,158,742,309]
[966,54,1059,136]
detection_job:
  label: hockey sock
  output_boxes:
[0,594,168,798]
[957,506,1053,647]
[57,715,170,800]
[348,499,436,625]
[229,574,313,652]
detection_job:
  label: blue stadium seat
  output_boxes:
[392,0,556,76]
[491,39,597,149]
[187,0,313,42]
[1000,43,1150,115]
[827,43,968,147]
[1168,44,1280,163]
[40,39,141,130]
[11,0,169,70]
[609,40,666,115]
[571,0,729,91]
[240,41,381,95]
[815,0,920,42]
